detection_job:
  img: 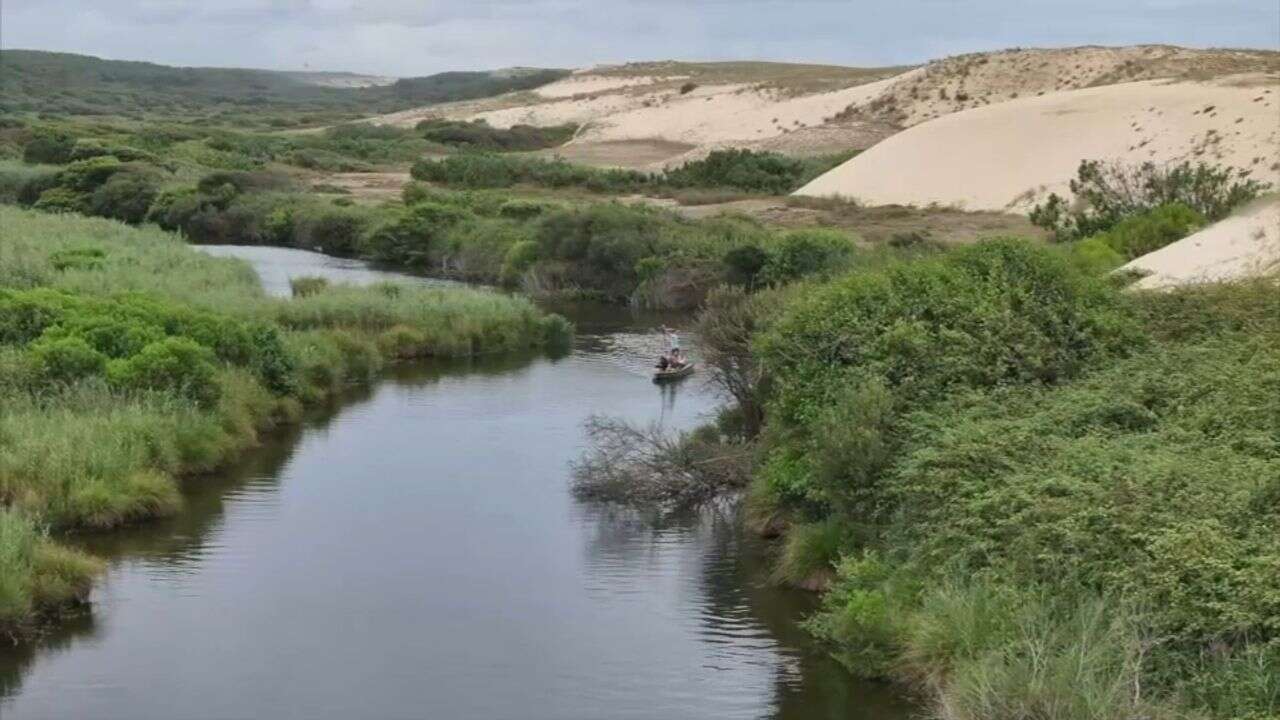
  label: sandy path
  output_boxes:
[795,76,1280,211]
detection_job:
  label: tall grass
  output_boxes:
[0,206,568,633]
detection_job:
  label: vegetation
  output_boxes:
[1030,159,1268,241]
[0,50,567,127]
[416,119,577,151]
[750,245,1279,718]
[0,206,569,634]
[410,148,854,195]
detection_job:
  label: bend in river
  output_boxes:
[0,246,916,720]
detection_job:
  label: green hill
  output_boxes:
[0,50,568,125]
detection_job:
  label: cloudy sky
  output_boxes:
[3,0,1277,76]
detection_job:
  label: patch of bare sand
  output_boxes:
[533,74,681,98]
[317,172,411,201]
[1123,195,1280,289]
[534,139,696,170]
[796,76,1280,211]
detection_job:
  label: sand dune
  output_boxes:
[795,75,1280,210]
[1123,195,1280,290]
[533,74,677,98]
[365,47,1279,172]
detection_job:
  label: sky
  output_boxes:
[3,0,1278,77]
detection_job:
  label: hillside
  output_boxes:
[796,74,1280,210]
[0,50,568,126]
[369,46,1280,172]
[371,61,914,168]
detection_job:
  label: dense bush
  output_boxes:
[1031,160,1269,241]
[760,229,854,284]
[416,119,576,151]
[89,171,160,224]
[1090,201,1206,259]
[758,239,1139,515]
[665,149,811,194]
[22,134,74,164]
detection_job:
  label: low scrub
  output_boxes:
[416,119,576,151]
[1031,159,1268,241]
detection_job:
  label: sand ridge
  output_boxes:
[795,75,1280,210]
[1123,195,1280,289]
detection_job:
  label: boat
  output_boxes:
[653,363,696,383]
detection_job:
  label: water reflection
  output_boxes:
[0,246,915,719]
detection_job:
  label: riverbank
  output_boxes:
[690,241,1280,719]
[0,206,569,635]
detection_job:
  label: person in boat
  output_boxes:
[656,326,683,371]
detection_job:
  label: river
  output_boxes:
[0,247,915,720]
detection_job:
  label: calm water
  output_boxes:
[0,247,915,720]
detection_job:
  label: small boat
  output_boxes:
[653,363,696,383]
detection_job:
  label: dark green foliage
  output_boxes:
[107,337,221,405]
[1031,160,1269,241]
[0,50,568,124]
[29,336,107,384]
[411,153,647,190]
[22,134,74,164]
[0,287,295,396]
[411,148,852,195]
[1089,202,1205,259]
[294,208,368,256]
[722,244,770,287]
[664,148,810,194]
[32,188,87,214]
[416,119,576,151]
[89,171,159,224]
[760,229,854,284]
[360,202,472,267]
[55,156,125,192]
[386,68,570,105]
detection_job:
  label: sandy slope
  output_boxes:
[795,75,1280,210]
[533,74,677,98]
[1123,195,1280,289]
[365,47,1278,172]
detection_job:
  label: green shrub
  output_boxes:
[500,239,541,285]
[22,135,74,164]
[666,148,810,194]
[417,119,576,151]
[32,187,87,214]
[55,156,125,192]
[360,202,472,267]
[1090,202,1206,259]
[761,228,854,284]
[1031,160,1268,240]
[89,171,159,224]
[107,337,221,405]
[29,335,106,383]
[722,244,770,287]
[295,208,369,256]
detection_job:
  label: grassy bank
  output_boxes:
[0,206,568,635]
[732,242,1280,718]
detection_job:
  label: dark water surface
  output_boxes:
[0,247,915,720]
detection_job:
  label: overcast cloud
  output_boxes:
[3,0,1277,76]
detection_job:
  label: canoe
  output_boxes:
[653,363,696,383]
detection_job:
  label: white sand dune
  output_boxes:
[795,76,1280,211]
[578,71,917,147]
[1123,195,1280,290]
[533,74,677,98]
